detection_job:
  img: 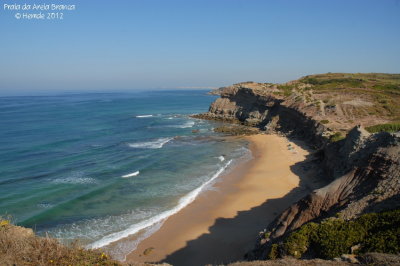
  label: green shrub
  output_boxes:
[280,209,400,259]
[302,77,364,88]
[277,84,293,97]
[320,120,329,124]
[365,122,400,133]
[314,218,366,258]
[373,84,400,91]
[330,132,345,142]
[283,222,318,258]
[267,244,279,259]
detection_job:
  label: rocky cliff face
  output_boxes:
[197,79,400,261]
[197,83,327,147]
[261,130,399,243]
[249,132,399,260]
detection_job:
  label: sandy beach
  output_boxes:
[123,134,320,265]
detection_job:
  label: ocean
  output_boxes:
[0,90,250,260]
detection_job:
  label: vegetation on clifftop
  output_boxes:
[300,73,400,92]
[365,122,400,133]
[205,73,400,136]
[268,209,400,260]
[300,73,400,120]
[270,73,400,135]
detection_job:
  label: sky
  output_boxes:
[0,0,399,95]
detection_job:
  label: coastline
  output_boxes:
[121,134,321,265]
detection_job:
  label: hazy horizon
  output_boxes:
[1,0,399,95]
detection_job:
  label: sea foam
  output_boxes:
[167,120,195,128]
[121,171,140,178]
[87,159,233,250]
[51,172,96,185]
[178,121,195,128]
[128,138,172,149]
[135,115,153,118]
[52,177,96,184]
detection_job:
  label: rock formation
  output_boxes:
[196,74,400,261]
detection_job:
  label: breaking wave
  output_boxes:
[128,138,172,149]
[87,159,233,250]
[121,171,140,178]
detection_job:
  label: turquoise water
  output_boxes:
[0,90,249,259]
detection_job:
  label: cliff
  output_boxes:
[252,130,400,259]
[197,73,400,147]
[196,82,327,147]
[196,73,400,261]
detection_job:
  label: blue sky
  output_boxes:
[0,0,399,94]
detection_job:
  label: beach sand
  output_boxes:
[123,134,321,265]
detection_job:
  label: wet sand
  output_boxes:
[123,134,317,265]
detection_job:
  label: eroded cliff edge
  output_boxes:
[194,73,400,261]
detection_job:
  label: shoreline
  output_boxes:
[119,134,320,265]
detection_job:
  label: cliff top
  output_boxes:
[215,73,400,134]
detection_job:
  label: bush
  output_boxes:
[320,120,329,124]
[277,84,293,97]
[267,244,279,259]
[365,122,400,133]
[283,222,318,258]
[373,84,400,91]
[314,218,366,258]
[302,77,364,88]
[330,132,345,142]
[279,209,400,259]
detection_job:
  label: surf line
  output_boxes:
[88,159,233,250]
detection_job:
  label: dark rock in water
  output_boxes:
[214,125,260,136]
[191,129,200,133]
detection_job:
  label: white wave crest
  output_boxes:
[104,221,163,261]
[87,159,233,250]
[135,115,153,118]
[218,156,225,162]
[121,171,140,178]
[128,138,172,149]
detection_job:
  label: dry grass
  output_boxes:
[0,222,121,266]
[281,73,400,132]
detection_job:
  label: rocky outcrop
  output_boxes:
[248,129,399,260]
[197,83,328,148]
[267,131,399,237]
[197,79,400,261]
[198,85,277,126]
